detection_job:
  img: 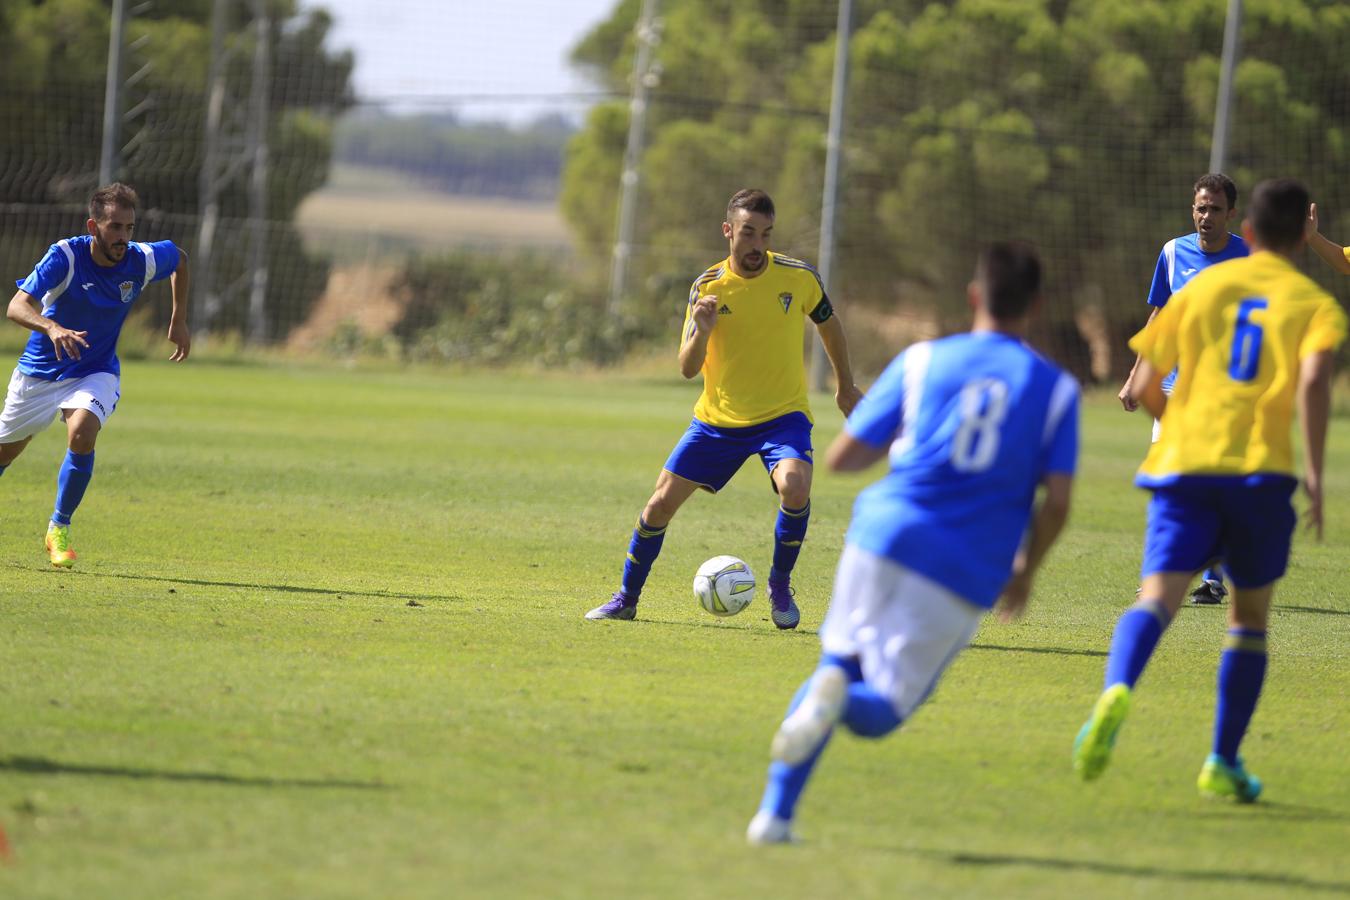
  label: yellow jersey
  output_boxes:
[682,252,827,428]
[1131,251,1347,482]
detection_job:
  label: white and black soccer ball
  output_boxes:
[693,555,756,617]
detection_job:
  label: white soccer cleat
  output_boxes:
[746,810,797,845]
[770,666,848,766]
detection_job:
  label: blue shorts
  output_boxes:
[663,412,813,493]
[1140,475,1298,588]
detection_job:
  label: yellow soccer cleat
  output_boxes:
[1073,683,1131,781]
[45,523,77,568]
[1197,754,1262,803]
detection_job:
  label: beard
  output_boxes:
[739,250,766,272]
[96,234,127,261]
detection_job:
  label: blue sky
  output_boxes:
[308,0,621,122]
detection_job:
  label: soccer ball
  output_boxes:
[694,555,756,617]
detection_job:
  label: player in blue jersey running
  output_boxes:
[1,183,190,567]
[1120,174,1248,605]
[747,243,1078,844]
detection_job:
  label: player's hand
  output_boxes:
[691,295,718,334]
[835,382,863,417]
[1303,477,1324,541]
[1118,380,1138,412]
[167,319,191,362]
[995,572,1032,623]
[46,323,89,361]
[1306,202,1320,239]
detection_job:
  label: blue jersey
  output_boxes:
[843,332,1079,608]
[15,235,179,381]
[1146,231,1248,391]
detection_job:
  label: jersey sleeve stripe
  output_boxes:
[41,239,76,310]
[891,341,932,458]
[137,242,157,287]
[1041,371,1079,449]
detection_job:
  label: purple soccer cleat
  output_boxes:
[768,578,800,630]
[585,592,637,621]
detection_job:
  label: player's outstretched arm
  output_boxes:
[995,473,1073,623]
[7,289,89,360]
[1296,349,1334,541]
[1305,203,1350,275]
[815,315,862,415]
[1128,360,1167,419]
[678,294,717,378]
[167,248,191,362]
[825,430,886,473]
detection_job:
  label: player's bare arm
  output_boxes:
[1118,306,1162,411]
[7,289,89,361]
[1305,203,1350,275]
[678,293,718,379]
[1296,349,1334,540]
[825,430,886,473]
[167,248,191,362]
[996,473,1073,623]
[1128,359,1168,419]
[814,315,862,415]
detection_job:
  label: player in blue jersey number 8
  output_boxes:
[1,183,190,567]
[748,243,1079,844]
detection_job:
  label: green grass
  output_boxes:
[0,361,1346,899]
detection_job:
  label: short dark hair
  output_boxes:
[976,241,1042,320]
[1193,173,1237,210]
[89,182,139,222]
[1247,178,1310,252]
[727,189,774,221]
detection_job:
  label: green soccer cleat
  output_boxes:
[1197,754,1262,803]
[44,523,76,569]
[1073,683,1131,781]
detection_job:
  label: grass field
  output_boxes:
[0,360,1346,899]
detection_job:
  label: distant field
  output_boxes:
[295,164,572,255]
[0,362,1346,898]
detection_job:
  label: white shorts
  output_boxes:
[0,369,120,444]
[819,544,983,718]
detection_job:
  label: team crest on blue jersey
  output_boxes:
[119,281,135,303]
[779,292,793,313]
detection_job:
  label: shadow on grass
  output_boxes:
[1272,604,1350,617]
[910,847,1349,893]
[633,615,820,637]
[0,755,388,791]
[38,567,464,604]
[968,642,1108,658]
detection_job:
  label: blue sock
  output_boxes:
[770,502,810,579]
[1103,600,1172,689]
[842,683,904,738]
[1213,629,1267,767]
[0,464,7,476]
[52,450,95,526]
[1202,564,1226,584]
[618,517,666,602]
[758,655,853,821]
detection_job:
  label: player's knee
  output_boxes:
[777,477,810,509]
[67,431,98,454]
[643,493,681,526]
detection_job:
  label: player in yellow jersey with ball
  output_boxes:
[586,190,862,627]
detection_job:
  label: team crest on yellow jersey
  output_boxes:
[119,281,135,303]
[779,292,793,313]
